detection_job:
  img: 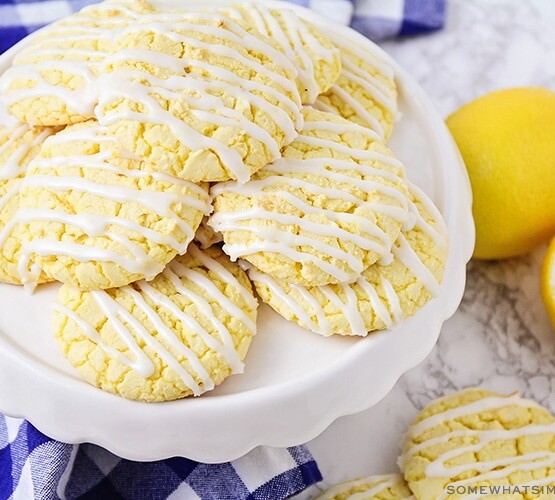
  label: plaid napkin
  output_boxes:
[0,1,445,499]
[0,0,446,53]
[1,416,321,499]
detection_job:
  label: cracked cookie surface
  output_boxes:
[400,388,555,500]
[247,182,447,336]
[53,243,258,402]
[317,474,414,500]
[315,32,398,141]
[211,107,410,287]
[0,0,152,126]
[215,2,341,104]
[0,115,56,284]
[96,9,303,182]
[18,120,209,290]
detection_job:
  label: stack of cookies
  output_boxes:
[0,0,447,401]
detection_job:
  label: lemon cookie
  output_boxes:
[0,0,151,126]
[17,120,210,290]
[400,388,555,500]
[96,10,303,183]
[210,107,410,287]
[0,116,56,284]
[195,217,223,250]
[247,183,447,336]
[53,243,257,401]
[214,3,341,104]
[318,474,414,499]
[315,32,397,141]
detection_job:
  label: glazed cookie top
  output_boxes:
[210,107,410,287]
[0,116,56,284]
[53,244,258,402]
[400,388,555,500]
[17,120,210,290]
[194,216,223,250]
[0,0,152,126]
[95,9,303,183]
[248,183,447,336]
[317,474,414,499]
[315,31,398,141]
[215,3,341,103]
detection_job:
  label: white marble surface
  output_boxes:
[299,0,555,496]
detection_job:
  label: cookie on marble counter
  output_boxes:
[53,243,258,402]
[210,107,410,287]
[317,474,414,499]
[400,388,555,500]
[216,2,341,104]
[0,0,152,126]
[96,9,303,183]
[17,120,210,290]
[315,32,398,141]
[0,114,57,284]
[247,183,447,336]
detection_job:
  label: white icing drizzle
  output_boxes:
[402,393,555,498]
[318,474,414,500]
[0,123,55,281]
[210,117,409,281]
[15,124,210,290]
[93,288,204,394]
[95,10,302,183]
[317,85,385,137]
[188,243,257,310]
[218,3,339,103]
[406,394,540,441]
[357,276,393,329]
[0,101,19,128]
[247,182,446,336]
[246,265,323,333]
[0,184,20,214]
[380,276,403,324]
[314,31,397,138]
[52,302,156,378]
[408,182,448,246]
[170,260,256,333]
[0,2,143,119]
[54,243,255,396]
[393,233,440,296]
[124,286,213,391]
[194,217,223,249]
[0,125,50,179]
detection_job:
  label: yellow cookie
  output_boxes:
[247,183,447,336]
[194,216,223,250]
[17,120,210,290]
[0,114,56,284]
[53,244,258,402]
[215,3,341,104]
[315,32,398,141]
[210,107,410,287]
[0,0,152,126]
[96,9,303,183]
[317,474,414,499]
[400,388,555,500]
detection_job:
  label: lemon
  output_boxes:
[541,237,555,328]
[446,87,555,260]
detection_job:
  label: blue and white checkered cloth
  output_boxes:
[1,416,322,499]
[0,1,445,499]
[0,0,446,53]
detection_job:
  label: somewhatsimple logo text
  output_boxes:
[446,484,555,496]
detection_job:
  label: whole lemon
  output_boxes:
[446,87,555,260]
